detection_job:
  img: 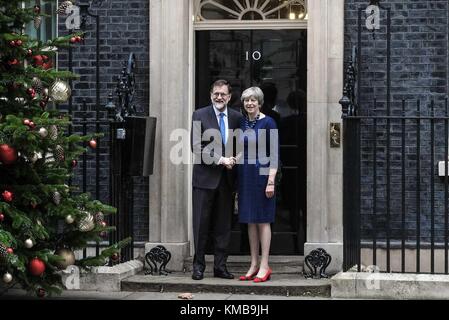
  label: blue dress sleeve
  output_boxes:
[265,117,279,170]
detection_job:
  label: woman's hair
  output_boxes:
[241,87,264,106]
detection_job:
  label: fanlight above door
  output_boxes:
[195,0,308,21]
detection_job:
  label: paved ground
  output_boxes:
[1,288,334,300]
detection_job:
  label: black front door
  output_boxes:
[196,29,307,255]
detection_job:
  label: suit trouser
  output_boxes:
[192,172,232,272]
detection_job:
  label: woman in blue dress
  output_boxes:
[237,87,278,283]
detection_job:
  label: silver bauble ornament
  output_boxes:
[24,239,34,249]
[49,80,71,104]
[2,272,12,283]
[52,191,61,205]
[31,152,43,163]
[54,248,76,270]
[44,152,55,165]
[39,127,48,138]
[78,212,95,232]
[65,214,75,224]
[14,97,26,105]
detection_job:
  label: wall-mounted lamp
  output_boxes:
[288,1,307,20]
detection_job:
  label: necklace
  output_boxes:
[244,113,260,130]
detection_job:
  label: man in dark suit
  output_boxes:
[191,79,243,280]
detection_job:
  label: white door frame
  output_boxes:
[149,0,344,273]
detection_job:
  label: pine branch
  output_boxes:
[77,238,132,268]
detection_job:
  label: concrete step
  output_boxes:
[183,255,304,274]
[121,272,331,297]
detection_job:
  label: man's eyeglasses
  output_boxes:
[212,92,229,98]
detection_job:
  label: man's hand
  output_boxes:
[220,157,236,170]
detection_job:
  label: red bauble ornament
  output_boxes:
[10,82,21,90]
[100,221,107,227]
[89,140,97,149]
[75,36,82,42]
[71,159,78,168]
[2,190,13,202]
[36,288,45,298]
[6,248,13,254]
[40,101,47,109]
[42,61,52,70]
[15,40,22,46]
[27,88,35,96]
[32,55,43,66]
[34,5,41,14]
[9,40,16,47]
[0,144,18,164]
[111,253,119,261]
[29,258,45,276]
[27,49,33,57]
[28,121,36,129]
[8,59,19,66]
[0,213,4,222]
[70,37,77,44]
[23,119,30,126]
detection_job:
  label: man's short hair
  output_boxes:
[210,79,232,95]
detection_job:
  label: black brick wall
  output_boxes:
[345,0,449,244]
[57,0,150,242]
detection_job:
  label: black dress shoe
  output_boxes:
[192,270,204,280]
[214,268,234,279]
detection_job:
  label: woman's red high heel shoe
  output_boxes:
[239,269,259,281]
[253,268,272,283]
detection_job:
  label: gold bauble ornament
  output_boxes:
[49,80,71,104]
[78,212,95,232]
[54,145,65,162]
[54,248,76,270]
[57,1,73,15]
[48,125,58,140]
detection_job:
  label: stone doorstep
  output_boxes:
[331,272,449,300]
[183,256,304,274]
[121,273,331,297]
[60,260,144,292]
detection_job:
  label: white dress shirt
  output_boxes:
[213,106,229,165]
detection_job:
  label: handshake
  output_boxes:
[220,157,237,170]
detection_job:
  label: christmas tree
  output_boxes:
[0,0,130,297]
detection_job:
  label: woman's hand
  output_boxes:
[265,183,275,198]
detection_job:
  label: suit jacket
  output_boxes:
[191,105,243,190]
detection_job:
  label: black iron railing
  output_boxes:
[339,2,449,274]
[64,1,137,264]
[342,99,449,274]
